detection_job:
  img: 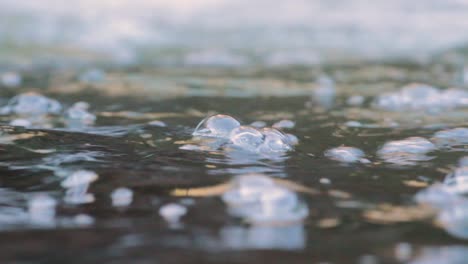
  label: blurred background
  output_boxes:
[2,0,468,67]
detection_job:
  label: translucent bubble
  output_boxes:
[0,92,62,116]
[222,174,275,205]
[347,95,365,106]
[111,187,133,207]
[193,114,241,139]
[325,146,365,163]
[444,167,468,195]
[377,137,436,165]
[257,127,293,154]
[28,193,56,225]
[147,120,167,127]
[61,170,98,188]
[64,102,96,128]
[159,203,187,223]
[272,120,295,129]
[1,71,21,87]
[229,126,264,151]
[432,128,468,148]
[9,118,32,127]
[312,75,336,108]
[250,121,267,128]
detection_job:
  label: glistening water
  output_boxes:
[2,1,468,262]
[0,60,467,263]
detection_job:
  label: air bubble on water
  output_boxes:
[432,128,468,148]
[347,95,365,106]
[272,120,295,129]
[1,71,22,87]
[64,102,96,128]
[250,121,267,128]
[229,126,264,152]
[345,121,363,127]
[325,146,365,163]
[193,114,241,139]
[9,118,32,127]
[73,214,94,226]
[311,75,336,108]
[111,187,133,207]
[0,92,62,116]
[320,178,331,185]
[28,193,56,226]
[373,83,468,112]
[256,127,293,154]
[62,170,98,204]
[223,174,308,224]
[377,137,436,165]
[222,174,275,206]
[61,170,98,188]
[78,68,106,83]
[147,120,167,127]
[395,242,413,261]
[285,133,299,145]
[159,203,187,224]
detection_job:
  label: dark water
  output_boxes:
[0,62,468,264]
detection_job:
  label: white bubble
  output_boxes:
[1,72,22,87]
[73,214,94,226]
[0,92,62,116]
[272,120,295,129]
[193,114,241,139]
[159,203,187,223]
[347,95,365,106]
[61,170,98,188]
[147,120,167,127]
[250,121,267,128]
[222,174,276,206]
[325,146,365,163]
[229,126,264,152]
[28,194,56,225]
[373,83,468,112]
[9,118,32,127]
[377,137,436,165]
[432,128,468,148]
[111,187,133,207]
[64,102,96,128]
[257,127,293,154]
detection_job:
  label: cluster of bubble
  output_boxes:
[415,157,468,239]
[191,114,296,156]
[324,146,369,163]
[221,174,308,224]
[377,127,468,165]
[373,83,468,112]
[0,92,95,128]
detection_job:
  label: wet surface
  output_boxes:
[0,60,467,264]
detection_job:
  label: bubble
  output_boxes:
[78,68,106,83]
[347,95,365,106]
[229,126,264,152]
[443,167,468,195]
[432,128,468,148]
[147,120,167,127]
[9,118,32,127]
[61,170,98,188]
[222,174,308,224]
[0,92,62,116]
[193,114,241,139]
[373,83,468,112]
[111,187,133,207]
[62,170,98,204]
[250,121,267,128]
[222,174,276,206]
[325,146,365,163]
[377,137,436,165]
[73,214,95,226]
[272,120,295,129]
[312,75,336,108]
[159,203,187,223]
[64,102,96,128]
[256,127,293,154]
[1,71,22,87]
[28,193,56,226]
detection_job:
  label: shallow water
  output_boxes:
[0,60,468,264]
